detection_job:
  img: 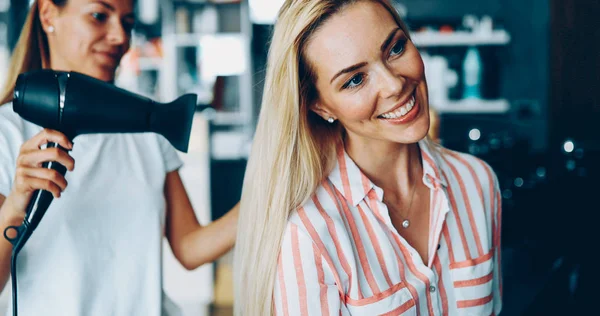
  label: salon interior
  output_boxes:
[0,0,598,315]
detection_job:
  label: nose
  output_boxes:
[107,21,129,46]
[376,64,405,100]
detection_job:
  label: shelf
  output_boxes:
[137,57,162,71]
[201,110,249,125]
[211,130,250,160]
[168,32,247,47]
[170,33,206,47]
[434,99,510,114]
[411,30,511,47]
[173,0,241,6]
[214,112,248,125]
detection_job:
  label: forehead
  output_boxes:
[69,0,134,12]
[305,1,398,80]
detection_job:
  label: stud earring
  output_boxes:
[327,117,335,123]
[48,26,55,33]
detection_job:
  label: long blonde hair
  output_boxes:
[0,0,67,105]
[234,1,410,315]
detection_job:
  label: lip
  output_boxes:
[95,51,121,65]
[378,98,420,124]
[378,92,416,118]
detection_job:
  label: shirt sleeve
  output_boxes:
[157,135,183,173]
[274,223,347,316]
[492,173,503,315]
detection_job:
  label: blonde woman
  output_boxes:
[235,0,502,315]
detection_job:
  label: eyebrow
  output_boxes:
[329,62,368,84]
[329,27,402,84]
[92,1,135,19]
[381,28,401,52]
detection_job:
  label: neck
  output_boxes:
[345,136,423,199]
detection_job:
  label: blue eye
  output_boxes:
[91,12,108,22]
[390,39,406,57]
[343,73,365,89]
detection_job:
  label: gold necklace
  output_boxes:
[389,182,418,229]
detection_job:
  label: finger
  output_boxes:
[16,147,75,171]
[15,175,63,198]
[20,129,73,152]
[18,167,68,192]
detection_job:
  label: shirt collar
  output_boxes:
[419,137,448,188]
[327,137,447,207]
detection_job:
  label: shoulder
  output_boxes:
[436,144,500,196]
[286,180,349,249]
[0,102,40,128]
[0,102,20,126]
[0,102,42,147]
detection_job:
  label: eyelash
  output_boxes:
[91,12,136,33]
[342,38,408,90]
[342,73,366,90]
[390,38,407,57]
[91,12,108,22]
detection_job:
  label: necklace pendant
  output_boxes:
[402,219,410,228]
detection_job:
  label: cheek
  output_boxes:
[58,27,90,58]
[405,52,426,81]
[333,92,378,122]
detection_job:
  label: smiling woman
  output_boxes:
[0,0,136,105]
[38,0,135,81]
[235,1,503,315]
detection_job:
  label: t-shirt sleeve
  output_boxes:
[157,135,183,173]
[0,117,21,198]
[0,131,15,197]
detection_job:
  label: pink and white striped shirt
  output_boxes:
[274,138,502,316]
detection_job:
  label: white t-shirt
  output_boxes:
[0,103,183,316]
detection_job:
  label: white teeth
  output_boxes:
[380,95,416,119]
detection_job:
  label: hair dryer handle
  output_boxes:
[3,142,68,246]
[26,142,67,229]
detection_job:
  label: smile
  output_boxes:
[378,95,416,119]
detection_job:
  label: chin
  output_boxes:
[89,68,116,82]
[400,126,430,144]
[392,113,431,144]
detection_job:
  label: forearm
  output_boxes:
[0,196,24,293]
[179,203,239,270]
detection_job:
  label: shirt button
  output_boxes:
[437,244,441,250]
[429,285,436,293]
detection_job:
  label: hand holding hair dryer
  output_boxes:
[4,70,197,316]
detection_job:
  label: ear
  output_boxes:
[38,0,61,33]
[310,102,336,122]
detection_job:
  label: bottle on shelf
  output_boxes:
[462,46,483,99]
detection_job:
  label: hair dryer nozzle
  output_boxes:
[151,94,197,153]
[13,70,63,130]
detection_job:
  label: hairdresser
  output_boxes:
[0,0,239,315]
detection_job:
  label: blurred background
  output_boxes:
[0,0,599,315]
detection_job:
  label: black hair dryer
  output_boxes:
[3,70,197,316]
